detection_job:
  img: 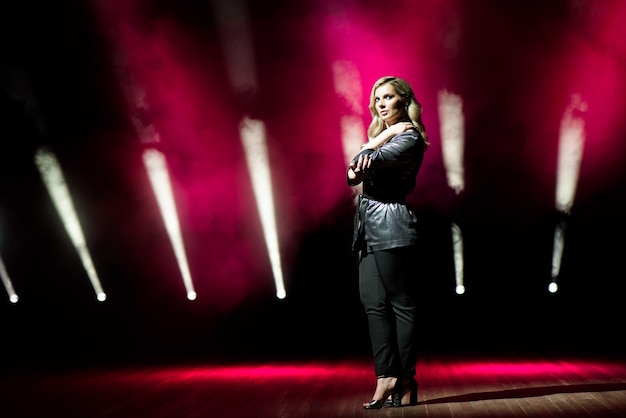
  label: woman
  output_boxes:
[347,76,429,409]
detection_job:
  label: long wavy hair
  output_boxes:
[367,76,429,149]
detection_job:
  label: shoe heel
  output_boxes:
[408,378,418,406]
[392,378,418,407]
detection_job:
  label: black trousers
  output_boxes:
[359,246,418,378]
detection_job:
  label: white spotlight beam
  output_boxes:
[214,0,288,299]
[555,94,587,214]
[0,255,18,303]
[438,90,467,295]
[240,117,286,299]
[332,60,366,198]
[34,148,106,302]
[549,95,586,292]
[332,60,363,115]
[451,223,465,295]
[551,220,566,280]
[110,60,196,300]
[143,149,197,301]
[437,90,465,194]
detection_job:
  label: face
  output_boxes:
[374,83,407,127]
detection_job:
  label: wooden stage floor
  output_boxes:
[1,351,626,417]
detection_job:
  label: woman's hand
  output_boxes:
[363,122,415,150]
[348,154,372,183]
[388,122,415,136]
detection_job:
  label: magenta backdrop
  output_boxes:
[74,0,626,315]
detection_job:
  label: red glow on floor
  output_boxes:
[149,363,341,382]
[69,358,625,388]
[431,360,626,378]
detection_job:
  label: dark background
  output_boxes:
[1,0,625,370]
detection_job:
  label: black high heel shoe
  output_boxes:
[392,378,418,407]
[363,377,397,409]
[363,387,395,409]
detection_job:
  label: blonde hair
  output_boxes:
[367,76,429,148]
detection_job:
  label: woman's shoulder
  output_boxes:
[392,130,426,152]
[393,129,420,143]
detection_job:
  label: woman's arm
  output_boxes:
[362,122,415,150]
[347,153,372,185]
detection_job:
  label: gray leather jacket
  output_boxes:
[348,130,425,253]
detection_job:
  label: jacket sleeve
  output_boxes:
[347,148,376,186]
[368,131,421,167]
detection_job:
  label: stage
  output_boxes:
[2,351,626,417]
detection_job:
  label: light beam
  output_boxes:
[549,95,587,293]
[555,94,587,214]
[451,222,465,295]
[0,255,18,303]
[240,117,286,299]
[438,90,466,295]
[143,148,197,300]
[34,147,106,302]
[438,89,465,194]
[333,60,366,198]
